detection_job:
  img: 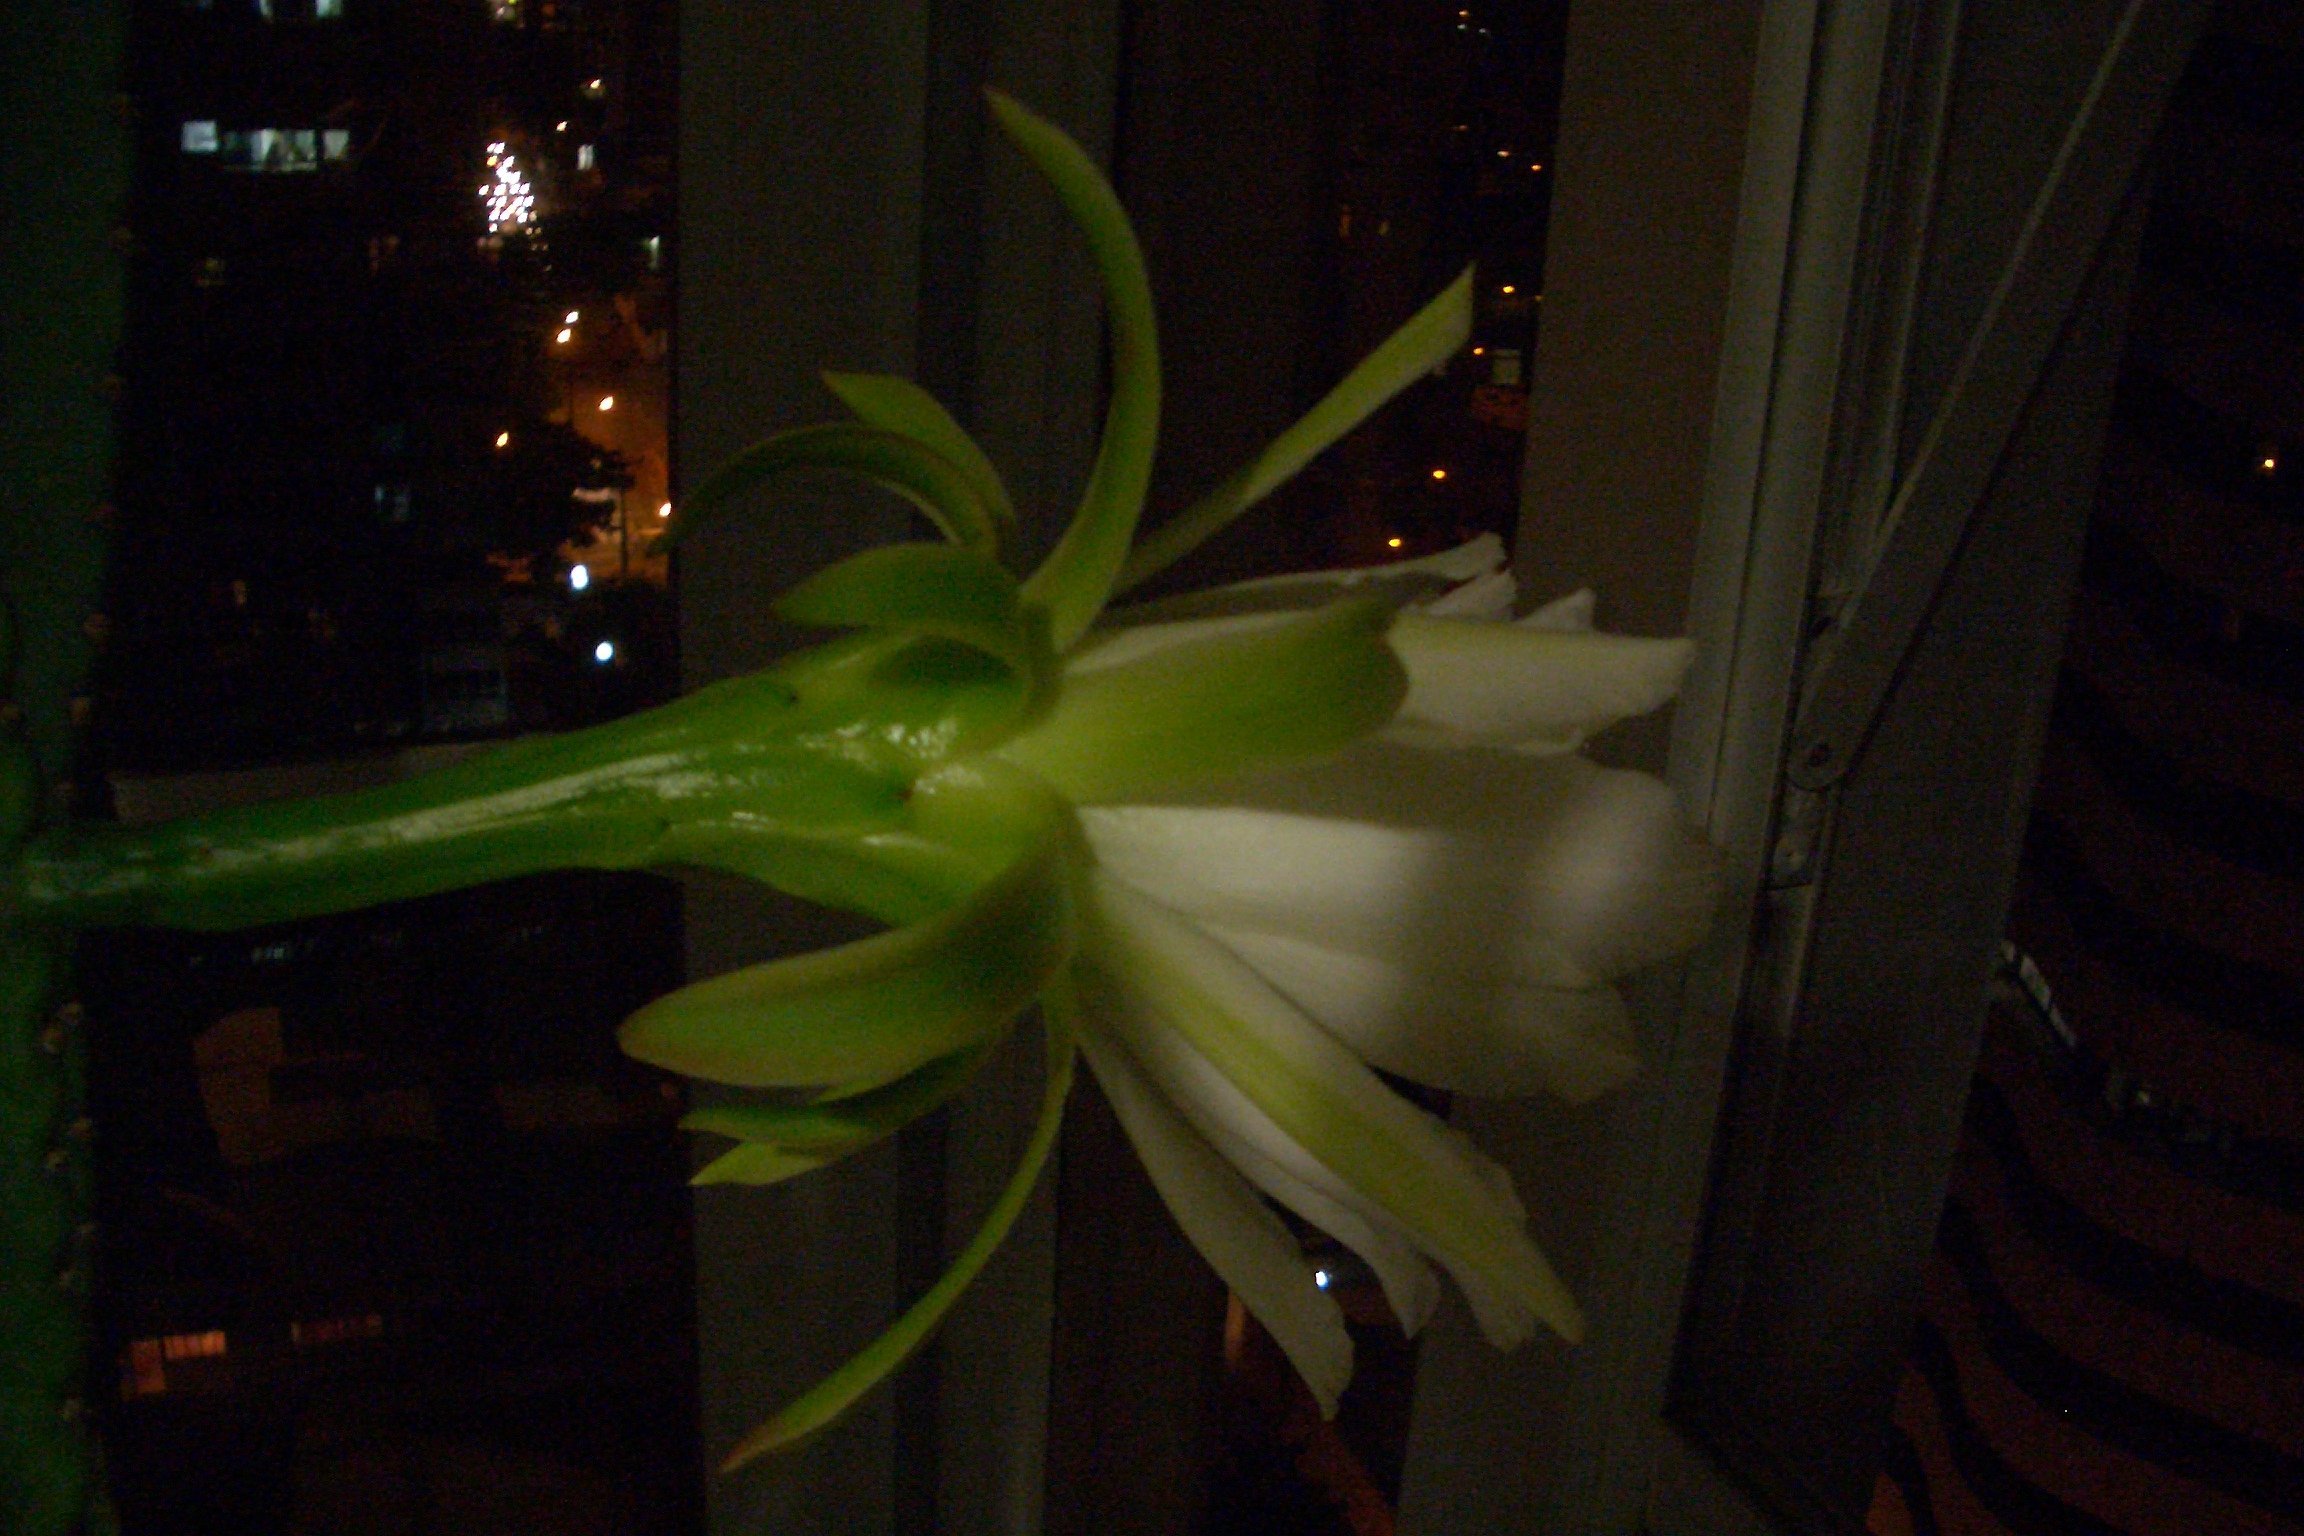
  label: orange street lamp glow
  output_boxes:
[556,328,573,344]
[1430,468,1447,481]
[1387,537,1404,548]
[1501,284,1516,295]
[494,431,511,449]
[658,502,673,519]
[598,395,615,411]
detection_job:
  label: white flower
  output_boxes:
[1049,542,1722,1412]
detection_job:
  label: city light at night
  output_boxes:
[480,142,536,233]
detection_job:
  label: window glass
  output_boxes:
[93,3,691,1531]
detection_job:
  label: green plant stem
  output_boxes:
[8,632,1038,934]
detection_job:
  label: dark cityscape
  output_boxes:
[84,1,696,1531]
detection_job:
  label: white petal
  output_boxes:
[1078,1028,1355,1413]
[1520,588,1595,632]
[1433,1134,1539,1347]
[1080,747,1721,994]
[1504,760,1724,980]
[1415,569,1517,621]
[1085,873,1584,1343]
[1386,611,1693,753]
[1083,961,1443,1334]
[1200,925,1640,1102]
[1102,535,1507,625]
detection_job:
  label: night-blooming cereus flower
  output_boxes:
[1013,543,1718,1409]
[18,92,1718,1470]
[617,92,1719,1457]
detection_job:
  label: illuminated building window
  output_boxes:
[642,234,662,270]
[314,0,342,15]
[121,1339,167,1398]
[291,1313,384,1348]
[576,142,595,171]
[216,127,321,174]
[491,0,520,20]
[323,128,351,160]
[181,120,219,154]
[163,1329,228,1361]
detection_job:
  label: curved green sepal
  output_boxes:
[691,1142,831,1188]
[822,372,1019,558]
[991,91,1162,651]
[689,1040,993,1146]
[617,796,1076,1089]
[663,423,1001,558]
[775,542,1054,713]
[996,599,1407,803]
[660,820,993,929]
[720,977,1079,1468]
[684,1039,995,1187]
[1118,267,1474,593]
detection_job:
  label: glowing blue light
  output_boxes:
[569,564,590,592]
[594,639,615,664]
[1313,1269,1331,1290]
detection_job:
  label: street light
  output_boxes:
[598,395,615,412]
